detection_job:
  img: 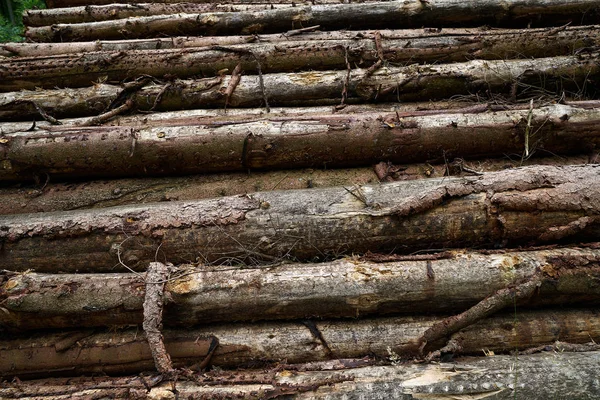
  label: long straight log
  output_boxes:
[7,26,596,58]
[1,54,598,120]
[2,247,599,331]
[1,165,599,272]
[23,3,298,26]
[1,308,599,378]
[5,26,599,90]
[2,104,599,181]
[2,352,600,399]
[25,0,600,42]
[0,155,590,216]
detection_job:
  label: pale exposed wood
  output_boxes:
[1,247,599,331]
[2,352,600,399]
[26,0,600,42]
[4,26,599,90]
[1,308,598,378]
[1,54,598,120]
[1,165,599,273]
[1,103,599,181]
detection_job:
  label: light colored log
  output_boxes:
[4,25,599,90]
[1,247,599,330]
[1,165,599,272]
[0,308,598,378]
[26,0,600,42]
[1,54,597,120]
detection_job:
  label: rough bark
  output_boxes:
[1,53,598,121]
[1,165,600,273]
[1,247,599,331]
[0,168,380,215]
[2,103,599,181]
[6,26,595,58]
[0,155,591,216]
[1,352,600,398]
[25,0,600,42]
[23,3,299,26]
[1,308,599,378]
[2,352,600,398]
[5,26,599,90]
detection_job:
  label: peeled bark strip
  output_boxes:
[1,247,599,331]
[1,53,598,121]
[1,165,600,273]
[1,352,600,399]
[25,0,600,42]
[1,308,599,378]
[6,26,596,58]
[2,103,600,181]
[23,3,298,26]
[5,26,600,90]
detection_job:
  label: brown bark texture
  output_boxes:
[1,247,599,331]
[1,164,600,273]
[1,103,599,181]
[1,308,599,378]
[2,352,600,399]
[25,0,600,42]
[1,54,598,120]
[4,25,599,90]
[1,351,600,399]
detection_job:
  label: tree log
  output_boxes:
[1,308,599,378]
[2,103,599,181]
[5,26,596,58]
[2,351,600,398]
[1,53,598,121]
[23,3,299,26]
[1,247,599,331]
[1,165,600,272]
[25,0,600,42]
[5,26,599,90]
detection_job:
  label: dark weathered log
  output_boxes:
[0,168,380,215]
[5,26,599,90]
[8,26,596,58]
[1,165,599,273]
[1,53,598,120]
[2,103,599,181]
[1,308,599,378]
[1,247,599,331]
[2,351,600,399]
[25,0,600,42]
[23,3,297,26]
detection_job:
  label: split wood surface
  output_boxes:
[1,247,599,331]
[4,26,599,90]
[26,0,600,41]
[2,103,599,181]
[1,54,598,120]
[2,352,600,399]
[1,308,598,378]
[1,165,599,273]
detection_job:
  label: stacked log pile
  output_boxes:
[1,0,600,398]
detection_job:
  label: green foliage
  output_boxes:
[0,0,46,43]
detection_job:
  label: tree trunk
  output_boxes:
[2,247,599,331]
[5,26,594,58]
[2,351,600,398]
[5,26,598,90]
[0,155,591,216]
[2,103,599,181]
[1,54,598,120]
[25,0,600,41]
[23,3,299,26]
[1,308,599,378]
[1,165,599,273]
